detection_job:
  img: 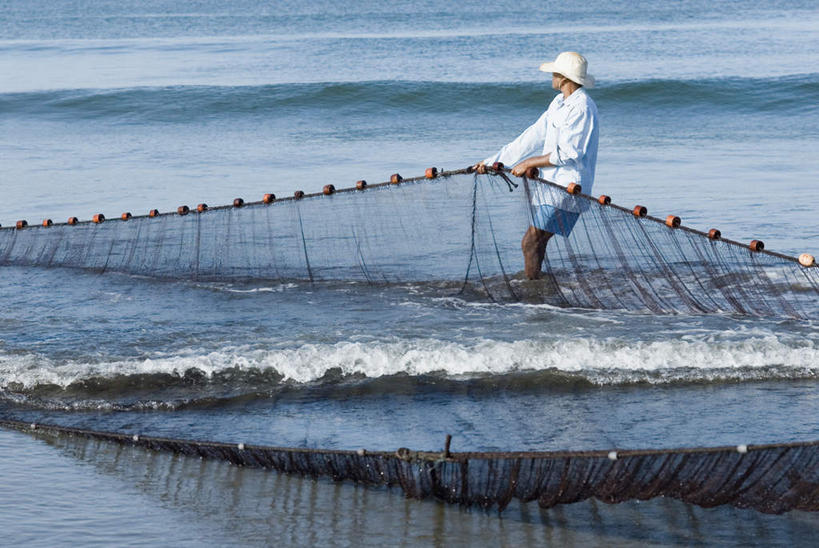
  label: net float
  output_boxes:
[15,220,27,229]
[749,240,764,252]
[356,180,367,190]
[197,203,208,212]
[665,215,681,228]
[390,173,403,184]
[425,167,438,179]
[799,253,815,267]
[42,219,53,227]
[294,190,305,199]
[177,205,190,216]
[67,217,78,225]
[491,162,504,171]
[149,209,159,217]
[121,212,132,221]
[262,194,275,204]
[233,198,244,208]
[566,183,582,195]
[708,229,722,240]
[598,195,611,205]
[323,184,336,195]
[633,205,647,217]
[93,214,105,224]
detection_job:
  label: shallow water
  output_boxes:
[2,428,817,548]
[1,0,818,543]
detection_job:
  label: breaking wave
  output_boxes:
[1,334,817,409]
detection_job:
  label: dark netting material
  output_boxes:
[3,420,817,514]
[0,168,816,318]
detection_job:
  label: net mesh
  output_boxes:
[1,168,816,318]
[3,419,817,514]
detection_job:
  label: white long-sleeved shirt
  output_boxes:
[484,87,599,205]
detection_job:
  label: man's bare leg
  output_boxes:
[521,225,553,280]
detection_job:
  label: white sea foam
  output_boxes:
[1,334,817,390]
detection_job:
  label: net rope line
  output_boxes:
[0,166,816,319]
[2,419,817,514]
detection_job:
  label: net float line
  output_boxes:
[2,418,817,515]
[0,166,816,318]
[0,165,808,267]
[514,168,811,267]
[0,168,465,229]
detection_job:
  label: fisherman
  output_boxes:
[474,51,599,280]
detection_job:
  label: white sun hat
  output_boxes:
[539,51,595,88]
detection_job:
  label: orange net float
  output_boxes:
[425,167,438,179]
[566,183,582,195]
[356,180,367,190]
[93,214,105,224]
[708,229,722,240]
[233,198,244,208]
[67,217,79,225]
[323,184,336,195]
[390,173,403,184]
[262,194,275,204]
[148,209,160,217]
[294,190,305,199]
[15,220,27,229]
[121,212,132,221]
[632,205,647,218]
[491,162,505,171]
[177,205,190,216]
[42,219,53,227]
[598,195,611,205]
[799,253,816,267]
[749,240,765,252]
[197,203,208,212]
[665,215,681,228]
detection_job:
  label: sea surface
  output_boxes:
[1,0,818,545]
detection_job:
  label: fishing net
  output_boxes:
[3,419,817,514]
[0,168,816,318]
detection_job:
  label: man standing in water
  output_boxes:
[475,51,599,280]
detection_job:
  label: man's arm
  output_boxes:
[510,154,553,176]
[544,107,595,168]
[511,106,595,177]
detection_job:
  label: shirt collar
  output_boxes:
[555,87,587,107]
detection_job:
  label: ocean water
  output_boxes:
[1,0,818,545]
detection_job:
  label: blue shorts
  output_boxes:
[532,204,580,236]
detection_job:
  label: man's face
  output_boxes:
[551,72,564,91]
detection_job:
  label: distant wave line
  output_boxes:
[1,75,817,122]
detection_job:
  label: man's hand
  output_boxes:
[472,161,487,174]
[511,160,530,177]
